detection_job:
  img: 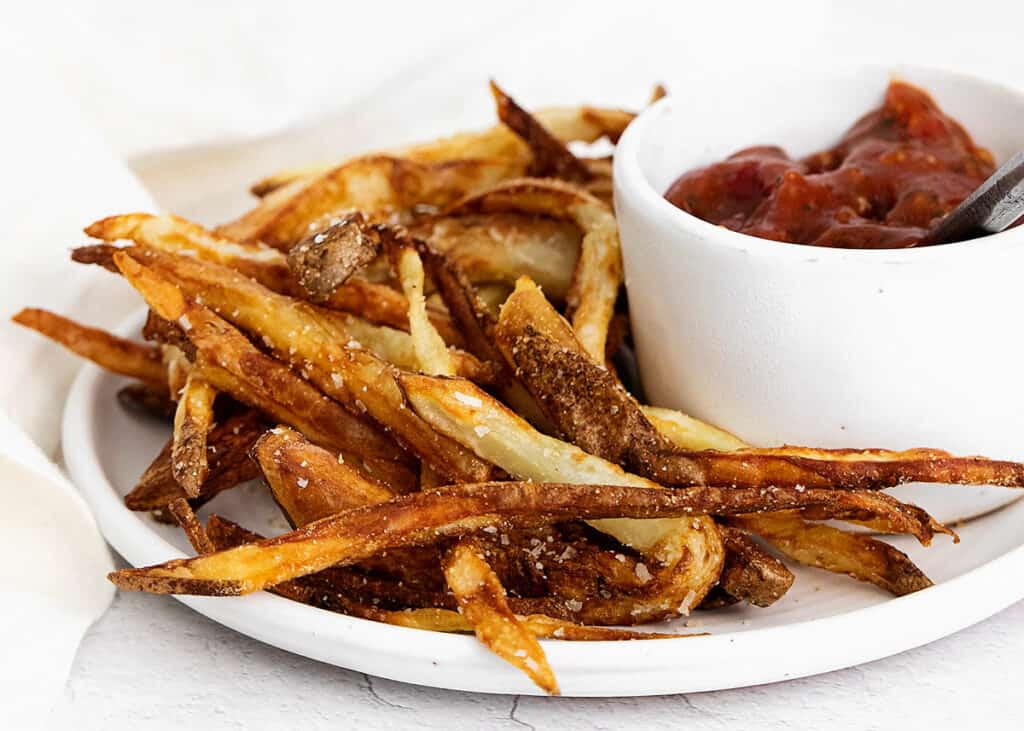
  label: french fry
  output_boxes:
[245,104,635,198]
[112,252,416,490]
[12,308,166,388]
[109,479,949,596]
[171,373,217,497]
[394,245,455,376]
[167,498,215,555]
[408,213,580,300]
[494,279,1024,492]
[730,513,933,596]
[82,216,465,345]
[124,409,265,513]
[447,179,621,361]
[115,246,490,483]
[716,526,795,607]
[443,537,559,695]
[217,156,524,249]
[490,81,591,183]
[254,426,394,527]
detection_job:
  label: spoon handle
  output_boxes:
[926,151,1024,245]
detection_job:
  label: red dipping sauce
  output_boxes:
[664,81,995,248]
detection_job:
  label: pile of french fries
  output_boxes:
[15,83,1024,694]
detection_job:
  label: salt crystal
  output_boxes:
[453,392,482,408]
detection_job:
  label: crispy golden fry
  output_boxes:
[329,277,463,345]
[447,179,621,361]
[171,373,217,498]
[167,498,215,555]
[217,156,524,249]
[117,382,176,420]
[491,81,591,183]
[109,479,948,596]
[86,213,293,289]
[112,252,417,491]
[398,375,944,544]
[124,410,265,513]
[641,406,746,452]
[717,526,795,607]
[400,372,724,621]
[494,279,1024,492]
[12,308,166,388]
[246,105,635,198]
[412,238,550,429]
[730,513,933,596]
[408,213,580,300]
[443,537,558,695]
[395,245,455,376]
[116,246,490,483]
[204,514,683,644]
[81,220,464,344]
[254,426,394,526]
[644,356,939,594]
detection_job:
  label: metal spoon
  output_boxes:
[925,151,1024,245]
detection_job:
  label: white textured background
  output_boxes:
[5,1,1024,728]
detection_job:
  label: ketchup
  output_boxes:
[664,81,995,248]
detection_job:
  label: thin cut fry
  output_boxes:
[254,426,394,527]
[395,246,455,376]
[246,104,635,198]
[171,373,217,497]
[109,480,945,596]
[167,498,215,555]
[217,156,524,249]
[730,513,933,596]
[12,308,165,388]
[398,375,943,544]
[81,219,464,344]
[443,537,558,695]
[447,179,622,360]
[112,252,416,490]
[490,81,591,182]
[717,526,795,607]
[115,246,490,483]
[124,410,265,513]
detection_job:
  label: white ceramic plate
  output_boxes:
[63,310,1024,697]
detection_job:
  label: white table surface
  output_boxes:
[52,555,1024,730]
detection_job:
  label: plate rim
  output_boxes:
[61,309,1024,697]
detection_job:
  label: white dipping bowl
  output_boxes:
[613,65,1024,524]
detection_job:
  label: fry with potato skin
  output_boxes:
[81,217,464,345]
[447,178,622,361]
[217,156,525,249]
[109,479,950,596]
[112,252,417,490]
[204,514,689,642]
[167,498,215,555]
[254,426,394,527]
[244,104,635,199]
[124,409,265,513]
[490,81,591,183]
[171,373,217,498]
[12,308,166,388]
[729,513,933,597]
[443,537,559,695]
[494,279,1024,492]
[115,246,491,484]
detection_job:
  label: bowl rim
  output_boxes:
[613,63,1024,262]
